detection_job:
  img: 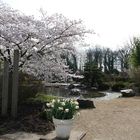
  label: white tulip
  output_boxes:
[52,99,55,103]
[51,104,54,108]
[74,101,79,105]
[61,102,65,106]
[65,109,69,112]
[62,98,66,101]
[57,99,60,102]
[75,106,79,109]
[58,107,63,110]
[46,103,51,107]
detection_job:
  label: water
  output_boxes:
[95,91,122,101]
[45,87,121,100]
[45,87,69,97]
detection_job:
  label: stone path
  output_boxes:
[73,97,140,140]
[0,130,86,140]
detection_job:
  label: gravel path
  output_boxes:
[73,97,140,140]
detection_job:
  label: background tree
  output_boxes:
[117,47,130,72]
[83,49,103,87]
[128,37,140,95]
[92,46,103,68]
[103,48,117,74]
[130,37,140,67]
[67,53,78,73]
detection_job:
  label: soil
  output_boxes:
[0,102,54,135]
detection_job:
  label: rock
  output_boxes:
[91,87,97,90]
[77,99,95,109]
[120,89,135,97]
[69,88,81,96]
[68,84,75,89]
[133,87,140,96]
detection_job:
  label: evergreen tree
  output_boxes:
[83,61,103,87]
[130,37,140,67]
[83,49,103,87]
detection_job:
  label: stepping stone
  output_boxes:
[0,130,86,140]
[40,130,86,140]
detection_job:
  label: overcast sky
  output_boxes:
[3,0,140,50]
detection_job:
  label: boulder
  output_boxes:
[120,89,135,97]
[77,99,95,109]
[133,87,140,96]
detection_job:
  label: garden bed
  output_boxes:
[0,101,54,135]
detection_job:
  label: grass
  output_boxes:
[27,92,58,103]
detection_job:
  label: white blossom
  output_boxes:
[46,103,51,107]
[65,109,69,112]
[51,104,54,108]
[57,99,60,102]
[52,99,55,103]
[58,107,63,110]
[75,106,79,109]
[61,102,65,106]
[74,101,79,105]
[0,2,90,82]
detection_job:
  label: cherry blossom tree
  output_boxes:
[0,2,90,82]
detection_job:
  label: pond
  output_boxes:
[44,84,122,100]
[45,86,106,98]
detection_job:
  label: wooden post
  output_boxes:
[1,60,9,116]
[11,50,19,118]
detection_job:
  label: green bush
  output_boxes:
[18,84,41,102]
[98,83,110,91]
[40,109,53,121]
[35,94,60,121]
[18,72,44,103]
[115,76,129,82]
[111,82,125,92]
[19,72,42,85]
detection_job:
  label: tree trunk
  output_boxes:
[1,60,9,116]
[11,50,19,118]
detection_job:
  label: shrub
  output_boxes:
[18,72,44,103]
[18,84,41,102]
[19,72,42,85]
[40,109,53,121]
[98,83,110,91]
[23,94,58,121]
[111,82,125,92]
